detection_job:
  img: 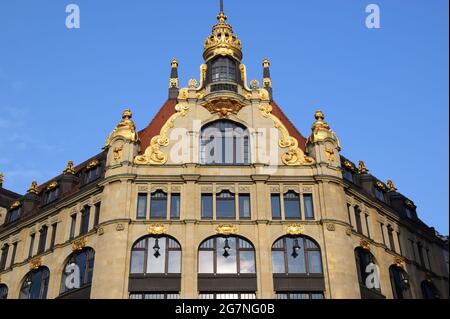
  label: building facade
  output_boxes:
[0,4,448,300]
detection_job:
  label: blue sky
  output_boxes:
[0,0,448,234]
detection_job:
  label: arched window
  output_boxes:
[19,267,50,299]
[198,236,257,298]
[200,120,250,165]
[421,280,440,299]
[272,236,325,299]
[389,266,410,299]
[60,248,95,298]
[129,236,182,299]
[211,57,237,82]
[0,284,8,299]
[355,248,385,299]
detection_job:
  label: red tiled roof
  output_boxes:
[137,99,308,155]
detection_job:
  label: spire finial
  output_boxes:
[220,0,224,13]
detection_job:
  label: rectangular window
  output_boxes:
[69,215,76,240]
[347,204,352,226]
[94,202,101,227]
[201,194,213,219]
[374,188,385,202]
[45,188,60,204]
[80,206,90,235]
[343,169,354,182]
[0,245,9,271]
[417,243,425,267]
[150,191,167,219]
[409,240,416,261]
[397,232,403,256]
[50,223,57,250]
[405,207,414,219]
[271,194,281,219]
[37,226,48,254]
[170,194,180,220]
[388,227,396,252]
[10,242,17,268]
[137,193,148,219]
[216,191,235,219]
[355,207,363,234]
[239,194,251,219]
[28,234,35,258]
[380,223,386,245]
[365,214,371,238]
[426,249,432,271]
[303,194,314,219]
[284,192,301,219]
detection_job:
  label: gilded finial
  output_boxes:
[27,181,39,194]
[63,160,76,175]
[0,172,3,186]
[358,160,369,174]
[307,109,341,146]
[315,110,325,121]
[122,109,132,120]
[263,58,270,68]
[104,108,139,148]
[387,180,397,192]
[171,58,178,68]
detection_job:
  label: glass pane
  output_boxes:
[168,251,181,273]
[147,238,166,273]
[130,251,145,274]
[217,198,235,219]
[198,251,214,273]
[285,195,301,219]
[201,195,213,219]
[239,251,255,274]
[170,194,180,219]
[311,293,324,299]
[271,195,281,219]
[239,194,251,219]
[151,199,167,219]
[287,238,306,273]
[308,251,322,274]
[272,251,285,273]
[137,194,147,219]
[217,237,237,274]
[303,194,314,219]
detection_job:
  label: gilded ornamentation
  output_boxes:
[10,201,22,210]
[30,257,43,270]
[308,110,341,148]
[258,88,270,101]
[360,239,371,251]
[358,160,369,174]
[325,147,335,162]
[104,109,139,148]
[387,180,397,192]
[375,181,386,191]
[147,224,168,235]
[169,78,179,89]
[116,224,125,231]
[239,64,252,93]
[405,200,415,208]
[259,104,315,166]
[202,97,247,117]
[134,103,190,165]
[203,10,243,62]
[216,224,238,236]
[188,78,198,89]
[178,88,188,100]
[394,257,405,269]
[0,172,4,185]
[343,160,355,171]
[63,160,76,175]
[87,159,100,169]
[27,181,39,194]
[72,237,87,251]
[113,145,124,161]
[250,79,259,90]
[326,223,336,231]
[46,181,58,191]
[286,224,305,236]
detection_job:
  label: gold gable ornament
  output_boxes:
[394,257,405,269]
[72,237,87,251]
[10,201,22,210]
[202,97,247,118]
[46,181,58,191]
[308,111,341,149]
[358,160,369,174]
[104,109,139,148]
[387,180,397,192]
[63,160,76,175]
[286,224,305,236]
[30,257,43,270]
[360,239,371,251]
[147,224,167,235]
[86,159,100,170]
[27,181,39,194]
[216,224,238,236]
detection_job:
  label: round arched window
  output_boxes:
[0,284,8,299]
[389,265,410,299]
[421,280,441,299]
[60,248,95,295]
[19,267,50,299]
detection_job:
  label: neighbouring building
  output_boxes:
[0,3,448,300]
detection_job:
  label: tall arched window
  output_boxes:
[0,284,8,299]
[355,248,385,299]
[60,248,95,298]
[421,280,440,299]
[272,236,325,299]
[19,267,50,299]
[198,236,257,299]
[200,120,250,165]
[129,236,182,299]
[389,265,410,299]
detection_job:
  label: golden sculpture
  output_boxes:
[72,237,87,251]
[259,104,315,166]
[375,181,386,191]
[46,181,58,191]
[394,257,405,269]
[113,145,124,161]
[104,109,139,148]
[343,160,355,171]
[216,224,238,236]
[202,97,247,117]
[148,224,168,235]
[135,103,190,165]
[358,160,369,174]
[10,201,21,210]
[27,181,39,194]
[63,160,76,175]
[387,180,397,192]
[360,239,371,251]
[30,257,43,270]
[308,110,341,149]
[325,147,335,162]
[286,224,305,235]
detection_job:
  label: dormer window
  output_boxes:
[211,57,237,83]
[405,207,414,219]
[44,182,60,205]
[7,202,22,224]
[374,182,386,202]
[84,160,102,184]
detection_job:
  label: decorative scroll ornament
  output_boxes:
[63,160,76,175]
[360,239,371,251]
[202,97,247,117]
[27,181,39,194]
[286,224,305,236]
[358,160,369,174]
[375,181,386,191]
[343,160,356,171]
[239,64,252,95]
[86,159,100,170]
[308,111,340,150]
[147,223,167,235]
[30,257,43,270]
[394,257,405,269]
[259,104,315,166]
[72,237,87,251]
[104,109,139,148]
[46,181,58,191]
[387,180,397,192]
[10,201,22,210]
[135,103,190,165]
[216,224,238,236]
